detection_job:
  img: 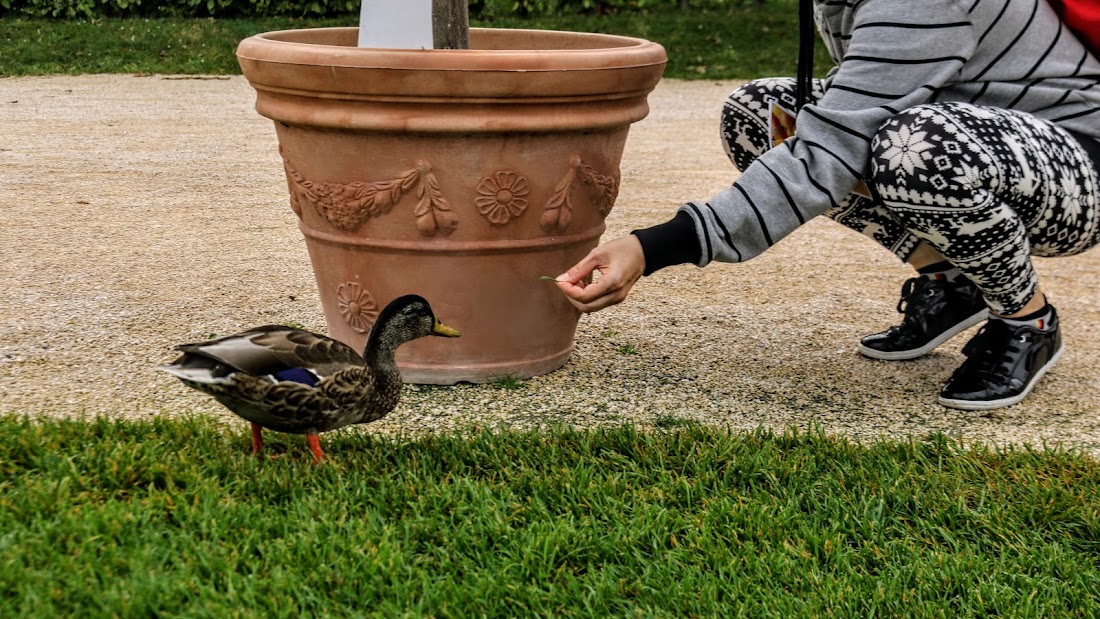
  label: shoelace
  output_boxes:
[877,278,928,339]
[956,321,1019,380]
[893,277,949,331]
[895,277,923,314]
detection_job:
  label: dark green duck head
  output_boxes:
[364,294,460,363]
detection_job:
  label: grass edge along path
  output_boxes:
[2,414,1098,617]
[0,3,834,79]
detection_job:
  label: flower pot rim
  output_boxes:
[237,26,667,73]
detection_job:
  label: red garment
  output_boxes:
[1052,0,1100,56]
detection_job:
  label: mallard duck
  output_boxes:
[158,295,459,461]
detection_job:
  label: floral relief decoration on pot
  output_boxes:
[336,282,378,334]
[475,171,530,225]
[539,155,620,233]
[282,150,458,237]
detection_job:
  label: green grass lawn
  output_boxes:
[0,3,833,79]
[3,7,1099,616]
[2,415,1098,617]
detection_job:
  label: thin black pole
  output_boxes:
[795,0,814,112]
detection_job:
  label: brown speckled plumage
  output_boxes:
[159,295,459,460]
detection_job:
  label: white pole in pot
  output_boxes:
[358,0,469,49]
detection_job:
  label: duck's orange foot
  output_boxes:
[251,422,264,455]
[307,434,324,464]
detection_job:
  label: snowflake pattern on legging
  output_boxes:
[871,103,1100,313]
[720,80,1100,315]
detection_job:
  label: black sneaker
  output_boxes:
[938,308,1063,411]
[859,275,988,360]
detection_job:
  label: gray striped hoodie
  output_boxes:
[638,0,1100,271]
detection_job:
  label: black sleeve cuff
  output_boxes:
[631,210,703,276]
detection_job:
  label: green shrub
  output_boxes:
[0,0,765,19]
[0,0,360,18]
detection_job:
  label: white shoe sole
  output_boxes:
[937,344,1063,411]
[858,309,989,361]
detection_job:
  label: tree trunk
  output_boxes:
[433,0,470,50]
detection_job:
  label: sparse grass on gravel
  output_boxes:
[2,415,1099,617]
[0,2,833,79]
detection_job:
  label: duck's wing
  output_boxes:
[213,367,379,433]
[173,326,364,379]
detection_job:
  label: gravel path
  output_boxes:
[2,74,1099,455]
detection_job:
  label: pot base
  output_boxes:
[399,346,573,385]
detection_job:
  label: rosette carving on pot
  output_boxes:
[475,171,530,225]
[282,151,458,237]
[336,282,379,334]
[540,155,620,233]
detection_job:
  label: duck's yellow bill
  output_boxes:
[432,320,461,337]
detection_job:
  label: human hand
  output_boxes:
[555,234,645,313]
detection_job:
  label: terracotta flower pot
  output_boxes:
[237,27,666,384]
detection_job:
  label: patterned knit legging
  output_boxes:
[720,78,1100,314]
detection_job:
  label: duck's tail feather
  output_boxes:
[157,364,234,385]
